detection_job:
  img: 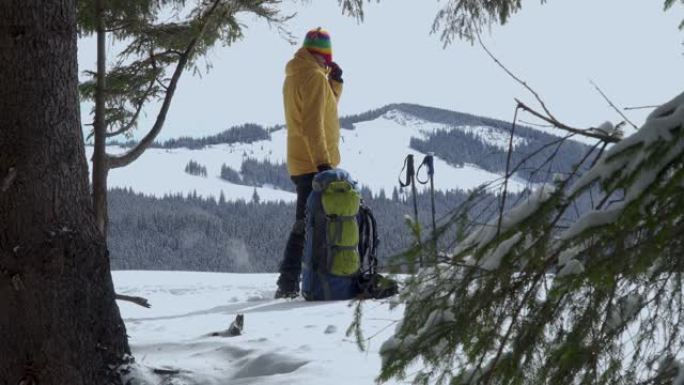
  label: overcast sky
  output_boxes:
[77,0,684,141]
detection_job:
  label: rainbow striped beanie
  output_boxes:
[303,27,332,65]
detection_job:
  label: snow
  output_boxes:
[87,145,296,203]
[114,271,406,385]
[479,232,522,270]
[383,109,527,150]
[557,244,587,267]
[340,110,529,196]
[89,109,530,202]
[675,361,684,385]
[593,121,623,139]
[379,307,455,367]
[459,125,528,150]
[556,259,585,277]
[454,183,556,255]
[361,93,684,385]
[562,91,684,240]
[606,293,643,331]
[569,91,684,198]
[560,204,624,240]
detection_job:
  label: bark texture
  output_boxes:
[92,0,109,236]
[0,1,130,384]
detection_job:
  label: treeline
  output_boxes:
[160,123,270,149]
[220,158,294,192]
[107,187,490,273]
[107,123,270,149]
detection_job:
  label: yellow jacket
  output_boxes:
[283,48,343,176]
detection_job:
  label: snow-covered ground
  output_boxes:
[89,109,530,202]
[115,271,407,385]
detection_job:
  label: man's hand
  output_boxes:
[317,164,332,173]
[328,62,343,83]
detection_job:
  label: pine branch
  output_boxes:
[104,49,163,139]
[107,0,223,169]
[482,273,544,385]
[496,106,520,236]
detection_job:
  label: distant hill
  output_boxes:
[100,103,598,272]
[93,103,596,202]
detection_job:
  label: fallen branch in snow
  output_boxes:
[1,167,17,192]
[115,293,151,308]
[151,367,181,375]
[209,314,244,337]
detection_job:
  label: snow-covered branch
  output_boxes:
[380,91,684,385]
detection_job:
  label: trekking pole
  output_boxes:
[417,154,437,262]
[399,154,422,268]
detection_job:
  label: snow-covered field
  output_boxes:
[89,109,530,202]
[115,271,407,385]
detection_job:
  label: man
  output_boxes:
[275,28,344,298]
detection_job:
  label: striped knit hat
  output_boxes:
[303,27,332,65]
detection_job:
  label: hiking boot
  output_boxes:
[275,272,300,299]
[274,287,299,299]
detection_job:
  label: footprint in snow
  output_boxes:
[232,352,308,379]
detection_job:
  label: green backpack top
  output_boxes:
[321,180,361,276]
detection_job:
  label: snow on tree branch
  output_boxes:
[378,91,684,385]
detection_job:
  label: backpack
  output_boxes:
[301,169,398,301]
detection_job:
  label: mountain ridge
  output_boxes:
[99,104,597,272]
[103,102,586,150]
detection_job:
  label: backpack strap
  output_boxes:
[327,214,358,245]
[356,202,398,299]
[357,202,379,278]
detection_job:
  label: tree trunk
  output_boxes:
[93,0,109,236]
[0,1,130,384]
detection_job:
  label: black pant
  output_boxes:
[277,172,316,290]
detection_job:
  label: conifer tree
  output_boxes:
[252,187,261,204]
[0,1,128,383]
[77,0,287,235]
[367,2,684,384]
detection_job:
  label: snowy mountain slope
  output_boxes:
[115,271,408,385]
[89,145,296,203]
[89,107,532,202]
[384,109,528,150]
[340,110,529,195]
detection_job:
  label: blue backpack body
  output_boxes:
[301,169,394,301]
[302,169,361,301]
